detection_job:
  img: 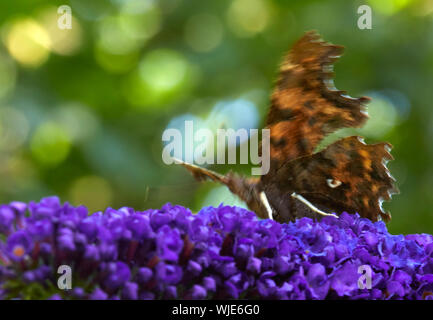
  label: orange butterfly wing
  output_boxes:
[272,136,398,222]
[265,31,369,173]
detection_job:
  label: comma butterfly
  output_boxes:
[175,31,398,223]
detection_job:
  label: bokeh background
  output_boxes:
[0,0,432,234]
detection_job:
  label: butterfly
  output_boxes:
[174,31,398,223]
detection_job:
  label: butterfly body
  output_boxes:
[175,31,398,223]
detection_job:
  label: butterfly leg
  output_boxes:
[290,192,338,218]
[259,191,274,220]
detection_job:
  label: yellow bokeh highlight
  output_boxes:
[413,0,433,16]
[30,122,71,166]
[368,0,412,15]
[39,7,83,56]
[4,18,51,67]
[69,176,113,213]
[227,0,272,37]
[139,49,189,92]
[123,48,200,109]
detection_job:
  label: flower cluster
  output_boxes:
[1,196,433,299]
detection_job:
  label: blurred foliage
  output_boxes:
[0,0,432,234]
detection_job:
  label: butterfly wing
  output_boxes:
[173,158,228,183]
[264,31,369,175]
[272,136,398,222]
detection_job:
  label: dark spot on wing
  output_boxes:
[270,137,286,147]
[267,104,296,125]
[298,138,309,153]
[308,116,317,126]
[304,101,314,110]
[345,161,364,177]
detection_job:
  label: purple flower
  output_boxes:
[27,219,53,240]
[187,260,202,276]
[150,210,172,231]
[190,285,207,299]
[71,287,85,298]
[9,201,27,215]
[22,266,52,283]
[275,282,293,299]
[156,226,183,262]
[257,277,277,298]
[155,262,183,285]
[1,197,433,300]
[306,264,330,299]
[57,228,76,251]
[330,262,359,297]
[78,218,99,240]
[274,256,293,275]
[164,285,177,299]
[202,277,216,292]
[29,196,61,219]
[219,261,238,278]
[224,280,240,299]
[387,281,404,298]
[136,267,153,284]
[140,291,155,300]
[0,205,15,232]
[125,215,152,239]
[6,231,32,261]
[104,262,131,290]
[246,257,262,274]
[84,244,100,261]
[90,288,108,300]
[122,282,139,300]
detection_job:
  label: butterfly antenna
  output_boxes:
[143,186,149,203]
[291,192,338,218]
[171,157,227,182]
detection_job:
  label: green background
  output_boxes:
[0,0,432,235]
